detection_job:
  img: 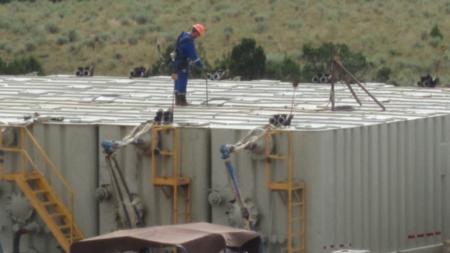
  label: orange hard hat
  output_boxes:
[192,23,205,37]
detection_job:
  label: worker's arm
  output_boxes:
[186,41,203,70]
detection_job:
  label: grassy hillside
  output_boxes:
[0,0,449,85]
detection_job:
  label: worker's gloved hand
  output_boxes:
[171,73,178,81]
[195,61,203,71]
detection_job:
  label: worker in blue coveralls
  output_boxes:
[171,23,205,106]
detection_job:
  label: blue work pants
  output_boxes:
[175,69,189,95]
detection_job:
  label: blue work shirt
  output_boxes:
[172,32,202,72]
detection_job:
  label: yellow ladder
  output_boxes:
[151,125,191,224]
[0,126,83,252]
[264,130,306,253]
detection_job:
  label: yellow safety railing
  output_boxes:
[264,129,306,253]
[0,126,76,243]
[151,125,191,224]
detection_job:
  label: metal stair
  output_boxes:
[264,129,306,253]
[0,126,83,252]
[14,171,83,251]
[151,125,191,224]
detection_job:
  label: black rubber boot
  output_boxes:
[175,94,182,106]
[180,94,189,106]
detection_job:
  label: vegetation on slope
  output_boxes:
[0,0,448,85]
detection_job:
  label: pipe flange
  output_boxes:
[6,193,34,224]
[207,190,224,206]
[95,184,112,202]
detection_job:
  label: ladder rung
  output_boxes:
[71,235,83,241]
[42,201,57,206]
[268,130,286,135]
[268,182,304,191]
[267,154,287,160]
[292,202,303,207]
[63,231,81,239]
[33,189,49,194]
[153,177,191,186]
[25,175,41,181]
[291,247,305,252]
[50,213,65,218]
[59,225,71,230]
[268,182,288,190]
[159,150,174,156]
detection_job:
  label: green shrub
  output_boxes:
[45,23,60,34]
[0,19,11,29]
[68,30,79,42]
[0,42,13,53]
[132,13,150,25]
[0,58,6,70]
[25,41,36,52]
[147,24,161,32]
[300,42,368,81]
[375,66,392,82]
[229,38,266,80]
[429,36,443,48]
[134,27,147,39]
[0,56,44,75]
[56,36,68,45]
[255,23,268,33]
[150,44,174,75]
[83,39,96,49]
[120,17,131,26]
[128,37,138,45]
[213,3,228,12]
[430,24,443,40]
[265,56,301,82]
[211,53,231,73]
[96,32,110,42]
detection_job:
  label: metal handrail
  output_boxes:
[22,127,74,198]
[21,127,75,242]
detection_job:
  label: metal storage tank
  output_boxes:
[205,84,450,253]
[1,75,450,253]
[210,116,450,253]
[0,76,214,253]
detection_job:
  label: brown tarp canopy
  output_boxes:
[70,222,261,253]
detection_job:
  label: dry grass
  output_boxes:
[0,0,448,85]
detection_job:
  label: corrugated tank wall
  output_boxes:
[301,116,450,253]
[210,128,302,252]
[0,123,211,253]
[313,116,447,253]
[97,125,210,233]
[1,116,450,253]
[210,116,450,253]
[441,115,450,242]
